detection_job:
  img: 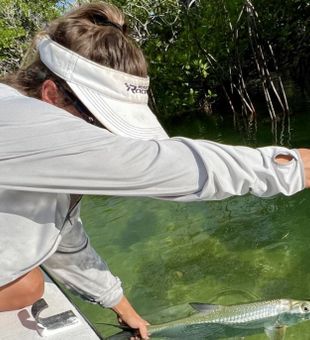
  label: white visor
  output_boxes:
[37,36,168,140]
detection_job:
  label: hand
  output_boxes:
[112,295,150,339]
[298,149,310,188]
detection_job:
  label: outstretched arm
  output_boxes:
[0,92,307,199]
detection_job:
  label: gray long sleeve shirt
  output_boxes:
[0,84,305,307]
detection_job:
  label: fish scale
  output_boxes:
[150,299,287,331]
[205,300,284,324]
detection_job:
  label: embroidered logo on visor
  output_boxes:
[125,83,148,94]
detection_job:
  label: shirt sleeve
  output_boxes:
[0,95,305,199]
[43,201,123,308]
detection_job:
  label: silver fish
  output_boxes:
[107,299,310,339]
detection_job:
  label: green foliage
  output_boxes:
[110,0,308,120]
[110,0,220,117]
[0,0,61,75]
[1,0,308,120]
[108,0,247,117]
[254,0,309,85]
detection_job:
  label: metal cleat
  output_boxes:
[31,298,80,336]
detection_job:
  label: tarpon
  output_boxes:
[106,299,310,339]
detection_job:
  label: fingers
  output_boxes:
[117,316,150,339]
[137,322,150,340]
[112,295,150,339]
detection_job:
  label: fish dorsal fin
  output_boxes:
[190,302,222,314]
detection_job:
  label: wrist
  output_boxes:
[111,295,137,317]
[298,149,310,188]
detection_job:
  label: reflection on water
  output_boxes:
[67,86,310,339]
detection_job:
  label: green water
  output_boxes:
[69,87,310,339]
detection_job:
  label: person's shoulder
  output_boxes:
[0,83,42,109]
[0,83,68,119]
[0,83,23,100]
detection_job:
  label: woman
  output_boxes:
[0,2,309,339]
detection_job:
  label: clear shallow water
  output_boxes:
[67,86,310,339]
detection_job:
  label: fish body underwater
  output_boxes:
[107,299,310,339]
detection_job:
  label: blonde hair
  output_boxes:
[2,2,147,98]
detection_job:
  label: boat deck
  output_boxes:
[1,274,102,340]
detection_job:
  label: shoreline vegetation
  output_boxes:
[0,0,309,131]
